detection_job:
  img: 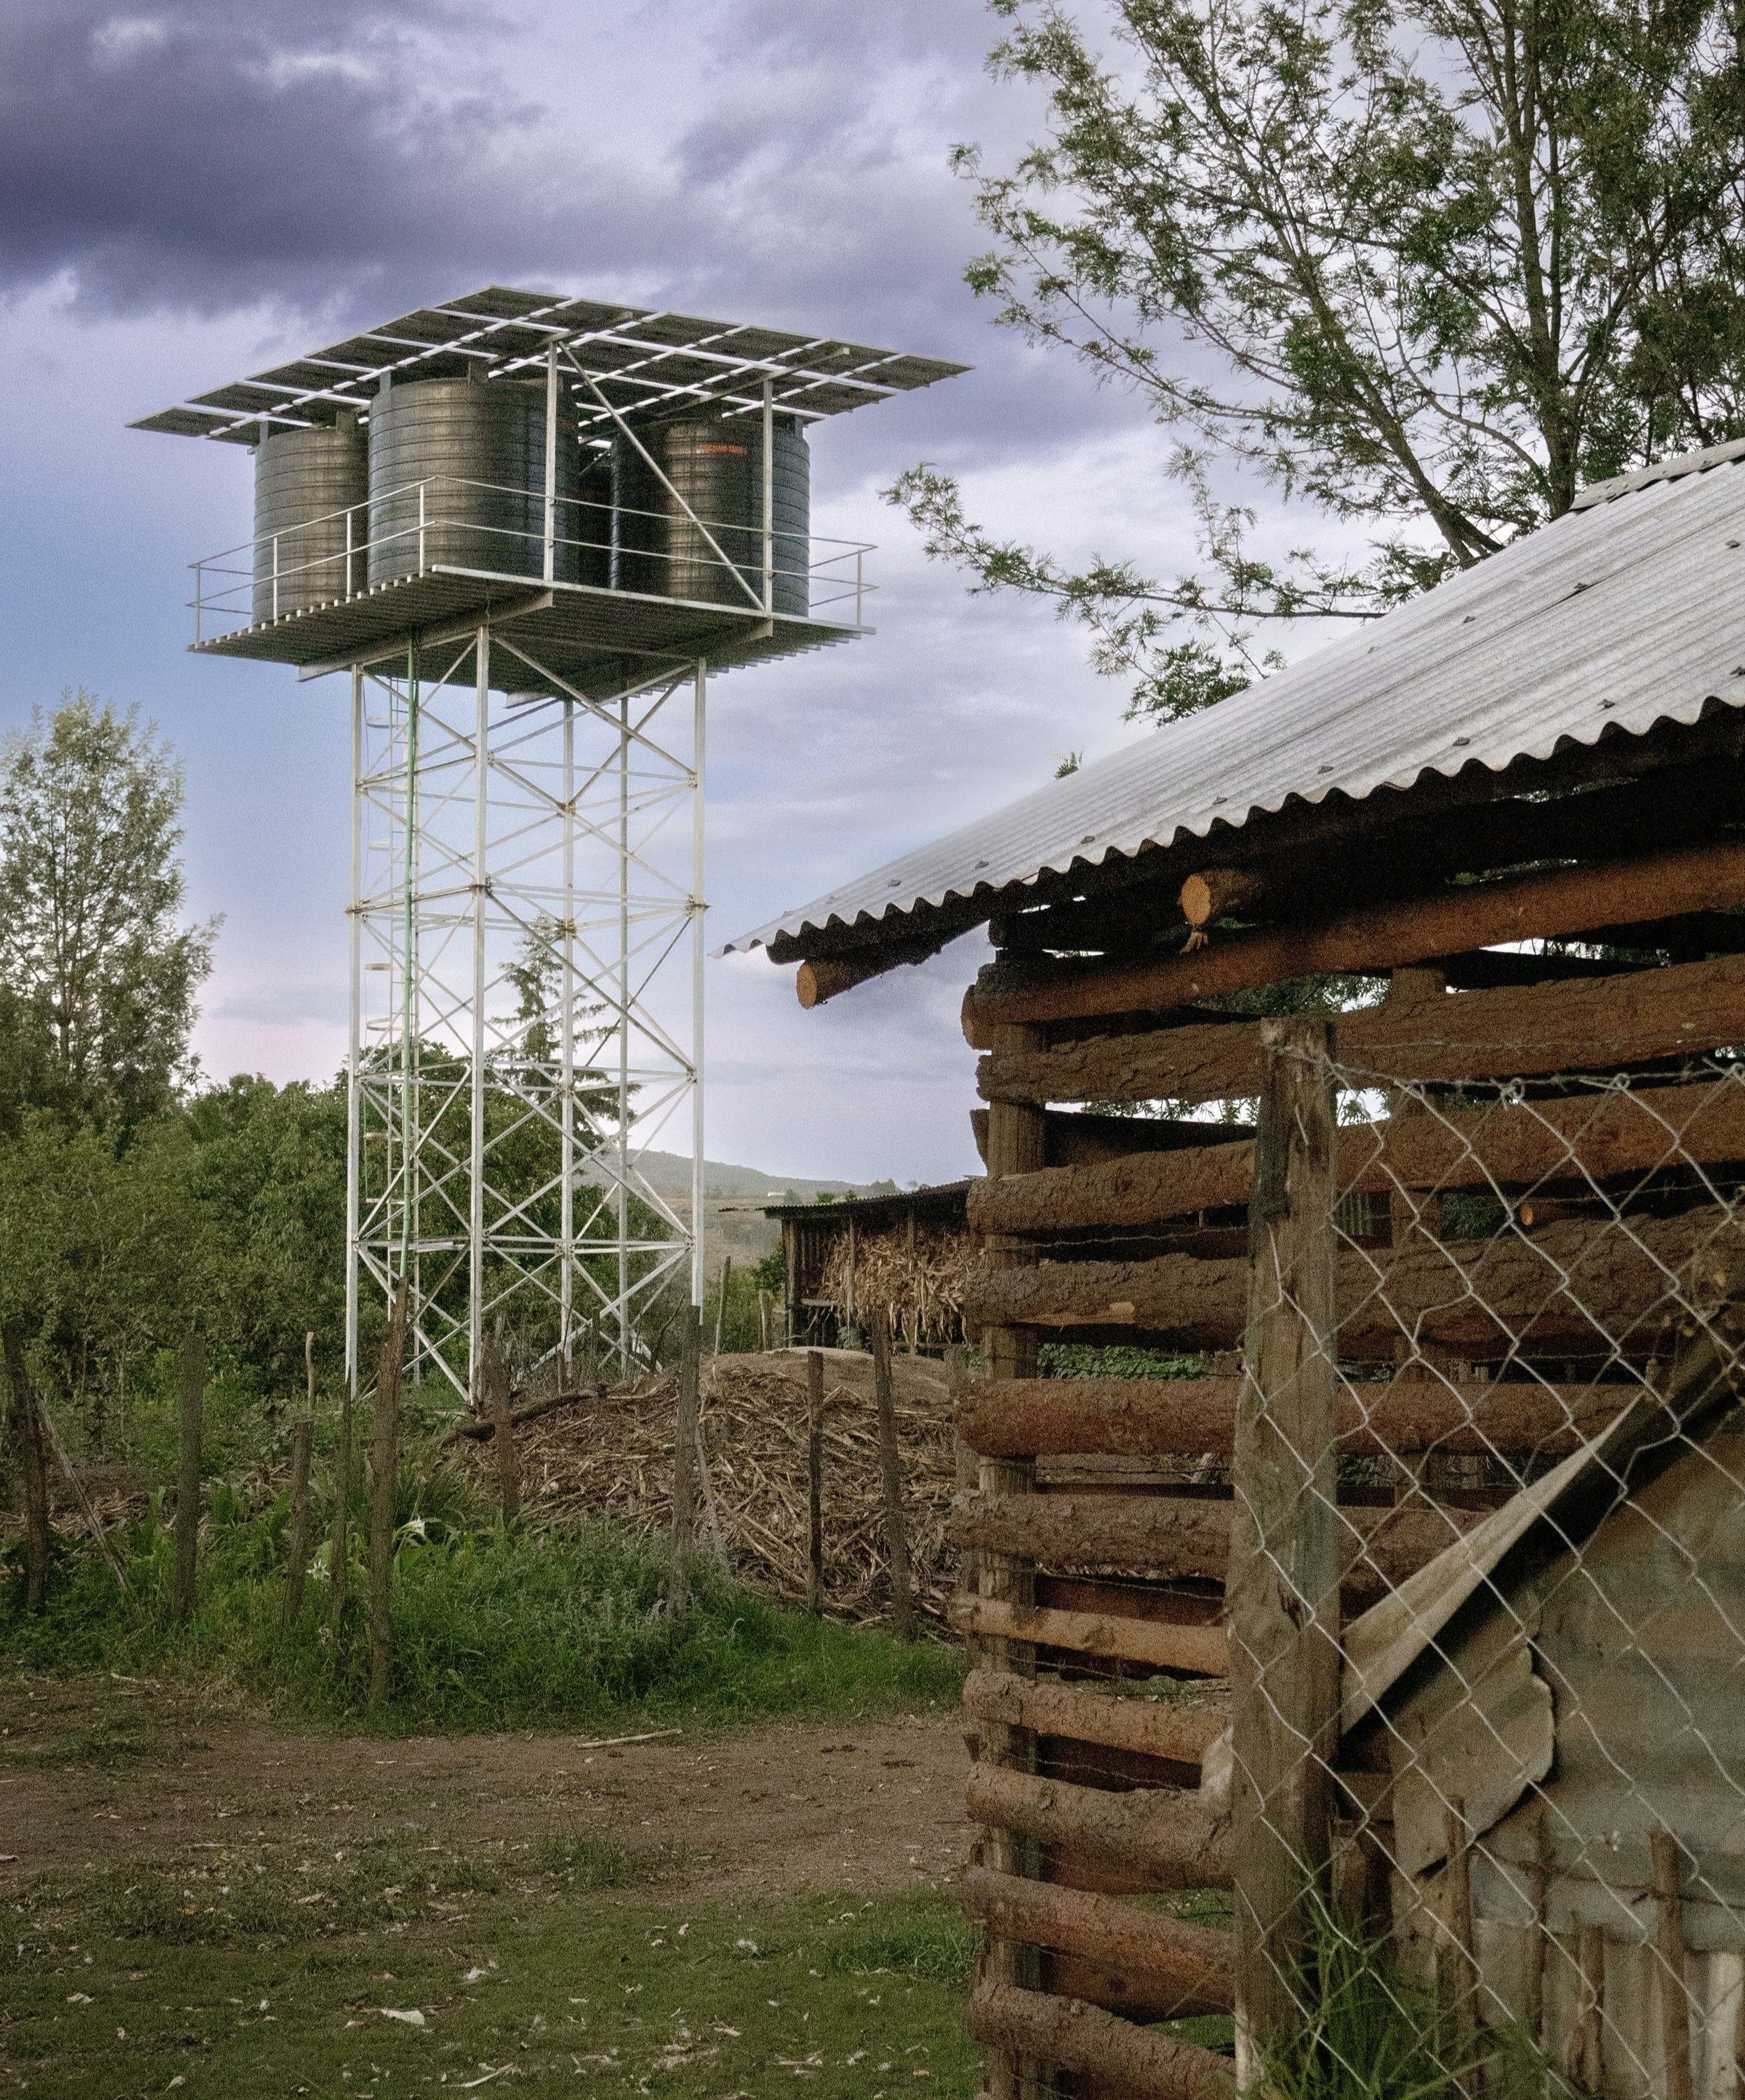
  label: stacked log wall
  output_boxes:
[954,942,1745,2098]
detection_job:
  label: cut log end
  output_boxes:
[1180,865,1268,929]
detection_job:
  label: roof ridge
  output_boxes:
[1572,435,1745,511]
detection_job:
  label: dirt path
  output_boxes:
[0,1669,972,1900]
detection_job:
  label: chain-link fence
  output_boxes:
[1231,1034,1745,2100]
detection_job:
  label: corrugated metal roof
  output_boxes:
[725,447,1745,957]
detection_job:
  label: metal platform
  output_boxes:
[191,565,862,697]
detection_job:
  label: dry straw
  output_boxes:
[468,1348,962,1624]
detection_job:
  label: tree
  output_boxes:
[0,692,216,1128]
[0,1111,200,1433]
[182,1073,350,1398]
[889,0,1745,718]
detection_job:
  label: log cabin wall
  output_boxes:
[944,746,1745,2099]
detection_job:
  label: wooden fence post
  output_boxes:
[806,1347,826,1614]
[1651,1831,1695,2100]
[283,1417,315,1625]
[871,1309,914,1636]
[977,1026,1052,2100]
[1228,1014,1340,2081]
[714,1256,733,1354]
[485,1326,519,1520]
[368,1281,408,1712]
[667,1303,701,1614]
[2,1324,52,1613]
[173,1331,206,1624]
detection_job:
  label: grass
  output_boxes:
[1,1859,983,2099]
[0,1501,965,1736]
[1258,1895,1570,2100]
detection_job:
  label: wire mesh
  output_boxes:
[1231,1045,1745,2099]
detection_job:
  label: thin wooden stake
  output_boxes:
[806,1347,825,1615]
[1228,1014,1339,2078]
[32,1388,131,1599]
[1651,1831,1695,2100]
[667,1304,701,1614]
[173,1331,206,1624]
[368,1281,408,1713]
[871,1309,913,1636]
[3,1325,52,1613]
[485,1325,519,1520]
[713,1256,733,1354]
[282,1416,315,1625]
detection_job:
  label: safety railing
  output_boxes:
[189,473,874,642]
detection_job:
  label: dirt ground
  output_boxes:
[0,1669,973,1904]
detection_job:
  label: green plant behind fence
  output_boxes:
[1,1489,962,1733]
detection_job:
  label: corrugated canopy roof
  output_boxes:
[726,440,1745,961]
[132,284,969,445]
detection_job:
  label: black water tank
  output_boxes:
[613,411,809,614]
[366,374,584,588]
[251,415,367,623]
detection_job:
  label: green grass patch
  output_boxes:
[822,1909,980,1983]
[0,1869,982,2098]
[0,1507,963,1735]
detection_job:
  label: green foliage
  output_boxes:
[889,0,1745,717]
[0,1506,963,1733]
[0,691,214,1131]
[0,1114,201,1426]
[1039,1343,1208,1379]
[181,1073,350,1396]
[707,1256,786,1352]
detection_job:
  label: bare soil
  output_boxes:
[0,1667,972,1902]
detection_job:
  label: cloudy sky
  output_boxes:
[0,0,1255,1184]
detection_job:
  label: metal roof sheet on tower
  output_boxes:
[131,285,970,445]
[725,444,1745,959]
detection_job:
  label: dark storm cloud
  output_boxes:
[0,1,616,314]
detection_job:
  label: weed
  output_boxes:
[823,1905,979,1983]
[1258,1895,1572,2100]
[524,1831,675,1887]
[1038,1343,1209,1379]
[1,1510,963,1733]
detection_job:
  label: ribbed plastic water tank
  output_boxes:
[574,447,613,589]
[366,374,584,588]
[613,411,809,614]
[251,415,367,623]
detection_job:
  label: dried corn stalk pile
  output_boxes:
[817,1227,977,1348]
[480,1347,962,1625]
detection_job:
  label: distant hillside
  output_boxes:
[583,1148,898,1204]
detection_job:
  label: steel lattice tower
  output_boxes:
[347,641,706,1393]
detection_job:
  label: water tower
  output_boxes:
[135,286,965,1399]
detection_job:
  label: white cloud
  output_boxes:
[91,13,168,65]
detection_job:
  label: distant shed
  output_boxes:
[726,436,1745,2100]
[763,1181,973,1348]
